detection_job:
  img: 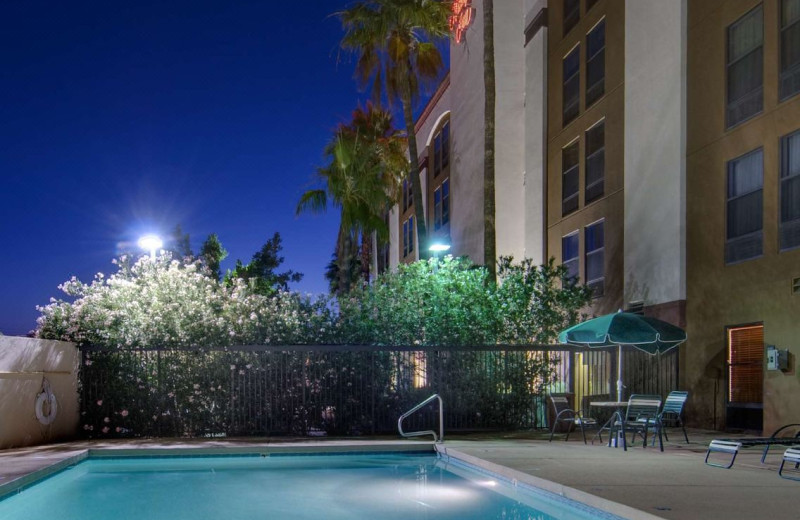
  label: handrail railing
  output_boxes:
[397,394,443,443]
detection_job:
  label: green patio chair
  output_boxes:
[655,390,689,444]
[612,394,663,451]
[548,394,599,444]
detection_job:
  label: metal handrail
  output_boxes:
[397,394,443,443]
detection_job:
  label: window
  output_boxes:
[434,178,450,231]
[727,6,763,128]
[433,120,450,178]
[562,140,579,216]
[402,178,413,213]
[402,216,415,258]
[585,220,604,297]
[781,0,800,100]
[585,120,605,203]
[563,46,580,126]
[586,20,605,107]
[586,0,600,10]
[563,0,580,36]
[726,149,763,264]
[562,232,579,281]
[727,325,763,405]
[781,130,800,250]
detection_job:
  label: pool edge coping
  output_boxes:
[436,445,666,520]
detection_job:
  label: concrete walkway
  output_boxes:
[0,430,798,520]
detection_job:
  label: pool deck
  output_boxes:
[1,429,798,520]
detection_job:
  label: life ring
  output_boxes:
[35,386,58,426]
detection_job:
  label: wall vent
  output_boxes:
[626,301,645,315]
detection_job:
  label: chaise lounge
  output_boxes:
[704,423,800,469]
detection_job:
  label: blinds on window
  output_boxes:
[727,325,764,405]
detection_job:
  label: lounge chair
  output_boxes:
[704,423,800,468]
[548,394,598,444]
[779,447,800,480]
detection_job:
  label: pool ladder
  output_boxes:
[397,394,443,443]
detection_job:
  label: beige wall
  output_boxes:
[0,337,79,448]
[686,0,800,431]
[623,0,687,309]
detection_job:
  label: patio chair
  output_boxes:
[705,423,800,468]
[651,390,689,446]
[548,394,598,444]
[611,394,663,451]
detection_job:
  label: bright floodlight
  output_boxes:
[138,235,163,259]
[429,243,451,252]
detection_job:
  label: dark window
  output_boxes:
[586,0,600,10]
[563,46,581,126]
[585,121,605,203]
[727,6,763,128]
[585,220,604,297]
[433,178,450,231]
[402,178,413,213]
[726,149,763,263]
[781,130,800,250]
[586,20,605,107]
[433,120,450,178]
[403,216,415,258]
[562,140,580,215]
[781,0,800,100]
[442,121,450,170]
[562,232,579,281]
[564,0,580,35]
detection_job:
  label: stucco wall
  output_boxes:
[623,0,687,308]
[523,1,547,265]
[686,0,800,431]
[449,0,486,263]
[494,0,527,261]
[0,337,79,448]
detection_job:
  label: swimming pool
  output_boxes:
[0,452,622,520]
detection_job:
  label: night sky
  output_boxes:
[0,1,397,335]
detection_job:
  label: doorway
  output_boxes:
[726,324,764,430]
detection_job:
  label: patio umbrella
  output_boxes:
[558,311,687,400]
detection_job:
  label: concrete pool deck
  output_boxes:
[0,429,797,520]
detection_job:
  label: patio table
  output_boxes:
[590,401,627,448]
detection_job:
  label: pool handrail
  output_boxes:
[398,394,443,443]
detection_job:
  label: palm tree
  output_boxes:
[297,103,408,294]
[338,0,451,258]
[483,0,496,281]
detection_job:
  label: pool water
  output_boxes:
[0,453,617,520]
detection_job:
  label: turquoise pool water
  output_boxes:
[0,453,619,520]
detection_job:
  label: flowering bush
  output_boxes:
[37,253,592,437]
[36,254,334,348]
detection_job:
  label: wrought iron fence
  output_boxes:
[78,344,677,438]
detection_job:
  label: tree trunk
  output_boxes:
[401,76,428,260]
[336,224,353,295]
[360,231,371,283]
[483,0,497,282]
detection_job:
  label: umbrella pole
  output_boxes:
[617,346,624,401]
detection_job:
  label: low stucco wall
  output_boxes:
[0,337,79,449]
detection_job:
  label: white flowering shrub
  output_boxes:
[36,254,333,348]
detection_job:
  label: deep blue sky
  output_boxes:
[0,1,389,335]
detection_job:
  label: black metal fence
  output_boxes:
[78,345,677,438]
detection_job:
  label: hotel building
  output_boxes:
[380,0,800,433]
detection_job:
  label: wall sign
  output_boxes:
[449,0,475,44]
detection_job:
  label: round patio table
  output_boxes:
[590,401,627,448]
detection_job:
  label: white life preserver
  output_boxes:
[35,386,58,426]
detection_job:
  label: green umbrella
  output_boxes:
[558,311,687,400]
